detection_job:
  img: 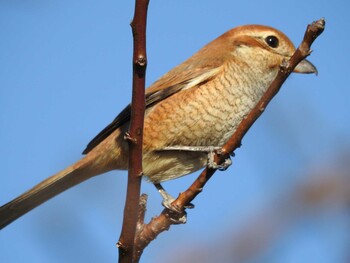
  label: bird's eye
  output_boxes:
[265,35,279,48]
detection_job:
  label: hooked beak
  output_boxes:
[293,59,318,75]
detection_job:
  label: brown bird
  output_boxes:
[0,25,317,229]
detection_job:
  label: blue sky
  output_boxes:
[1,1,349,263]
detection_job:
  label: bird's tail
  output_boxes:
[0,148,119,229]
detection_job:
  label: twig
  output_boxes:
[117,0,149,262]
[134,18,325,252]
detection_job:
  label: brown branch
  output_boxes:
[134,18,325,252]
[117,0,149,263]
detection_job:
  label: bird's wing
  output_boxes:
[82,45,227,154]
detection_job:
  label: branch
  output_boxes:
[117,1,149,262]
[134,18,325,251]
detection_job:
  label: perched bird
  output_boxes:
[0,25,317,229]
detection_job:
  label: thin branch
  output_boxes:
[134,18,325,252]
[117,0,149,262]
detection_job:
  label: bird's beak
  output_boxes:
[293,59,318,75]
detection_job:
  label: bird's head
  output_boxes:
[207,24,317,75]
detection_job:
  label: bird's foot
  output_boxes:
[207,148,233,171]
[154,183,194,211]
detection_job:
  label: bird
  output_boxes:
[0,24,317,229]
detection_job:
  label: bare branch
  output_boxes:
[117,0,149,262]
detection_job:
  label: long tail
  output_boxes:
[0,150,117,229]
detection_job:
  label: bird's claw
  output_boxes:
[207,151,232,171]
[158,188,192,224]
[161,193,194,211]
[154,183,194,212]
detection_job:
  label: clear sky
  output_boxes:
[1,1,349,263]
